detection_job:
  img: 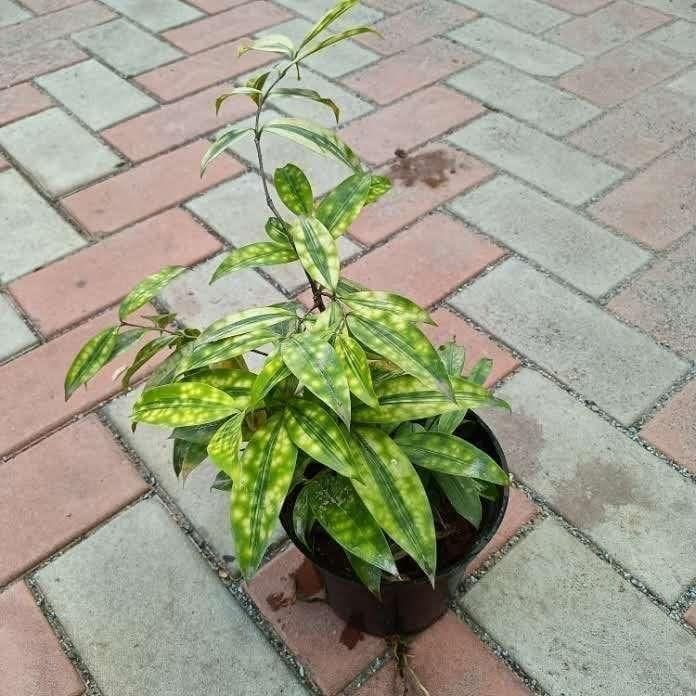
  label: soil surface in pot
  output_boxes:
[308,494,478,582]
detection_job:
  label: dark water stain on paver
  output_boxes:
[291,558,325,601]
[388,149,457,189]
[266,591,293,611]
[339,616,365,650]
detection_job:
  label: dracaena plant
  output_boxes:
[65,0,510,593]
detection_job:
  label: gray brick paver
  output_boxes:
[483,368,696,602]
[451,0,570,33]
[0,0,30,28]
[635,0,696,20]
[669,67,696,98]
[448,175,650,297]
[35,498,308,696]
[460,519,696,696]
[646,18,696,57]
[450,258,689,424]
[0,295,36,360]
[447,113,624,205]
[98,0,202,32]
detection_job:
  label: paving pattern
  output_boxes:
[0,1,695,694]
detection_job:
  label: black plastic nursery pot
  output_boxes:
[279,412,510,637]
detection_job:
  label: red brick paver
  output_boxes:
[685,605,696,629]
[0,155,8,171]
[0,306,154,457]
[341,86,485,165]
[347,612,531,696]
[588,137,696,249]
[0,582,84,696]
[188,0,249,11]
[246,546,385,695]
[0,39,87,89]
[0,416,148,585]
[10,209,221,336]
[62,140,244,236]
[355,1,477,55]
[344,212,505,307]
[135,39,275,102]
[20,0,84,11]
[349,143,494,246]
[424,309,520,387]
[0,83,52,127]
[342,38,478,105]
[640,379,696,474]
[102,84,255,161]
[558,41,688,108]
[163,1,292,53]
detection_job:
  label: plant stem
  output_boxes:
[253,67,326,311]
[120,321,180,337]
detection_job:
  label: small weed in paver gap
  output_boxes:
[64,0,512,653]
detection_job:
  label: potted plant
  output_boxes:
[65,0,511,637]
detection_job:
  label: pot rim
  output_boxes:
[280,411,510,586]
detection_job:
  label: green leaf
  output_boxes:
[365,175,392,205]
[178,331,278,375]
[263,118,362,172]
[250,349,291,406]
[238,34,295,58]
[394,431,509,485]
[215,87,262,114]
[432,409,468,435]
[285,399,360,479]
[281,332,351,425]
[144,341,195,389]
[211,242,297,283]
[292,484,315,547]
[347,314,452,397]
[434,472,482,528]
[347,552,382,597]
[316,172,371,238]
[246,72,270,104]
[64,326,118,400]
[274,163,314,216]
[299,0,360,49]
[119,266,185,321]
[438,341,467,377]
[231,414,297,577]
[142,312,177,329]
[352,426,436,582]
[212,470,233,491]
[339,290,434,325]
[171,421,222,445]
[272,87,340,123]
[121,335,172,389]
[201,126,253,175]
[307,473,396,574]
[207,413,244,479]
[173,439,207,480]
[290,216,339,290]
[111,328,146,359]
[182,368,255,408]
[301,26,379,59]
[132,382,240,427]
[265,216,290,244]
[334,331,378,407]
[199,306,297,344]
[469,357,493,386]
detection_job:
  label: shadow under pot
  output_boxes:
[279,411,510,637]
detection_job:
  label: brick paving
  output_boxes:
[0,1,695,694]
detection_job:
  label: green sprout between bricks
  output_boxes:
[65,0,511,593]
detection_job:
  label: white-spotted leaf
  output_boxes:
[119,266,185,321]
[290,216,339,290]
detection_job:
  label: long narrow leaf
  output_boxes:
[172,439,207,480]
[272,87,340,123]
[292,484,315,547]
[334,331,378,407]
[238,34,295,58]
[207,413,244,479]
[307,473,397,574]
[299,0,359,49]
[201,126,253,175]
[119,266,185,321]
[182,368,255,408]
[339,290,434,324]
[250,350,291,406]
[231,414,297,577]
[352,426,436,582]
[282,332,351,425]
[215,88,262,114]
[199,306,297,344]
[274,163,314,216]
[365,175,392,205]
[434,473,482,528]
[316,172,371,238]
[290,216,339,290]
[121,335,172,389]
[347,552,382,597]
[178,331,278,375]
[301,26,379,59]
[211,242,297,283]
[64,326,118,400]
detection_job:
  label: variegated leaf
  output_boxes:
[132,382,240,426]
[145,341,195,389]
[316,172,371,238]
[178,331,278,375]
[334,331,378,407]
[246,72,270,104]
[183,368,255,408]
[301,25,379,59]
[307,472,396,574]
[273,87,340,123]
[274,163,314,216]
[215,87,262,114]
[394,431,509,485]
[111,328,146,358]
[299,0,359,49]
[263,118,362,172]
[347,552,382,596]
[238,34,295,58]
[346,314,452,397]
[64,326,118,400]
[365,175,392,205]
[285,399,360,479]
[171,421,222,445]
[352,426,436,582]
[173,438,207,480]
[292,484,315,548]
[207,412,244,479]
[437,341,467,377]
[199,306,297,344]
[469,357,493,386]
[211,242,298,283]
[434,472,482,528]
[231,414,297,577]
[281,332,351,425]
[201,126,253,175]
[265,216,290,244]
[119,266,185,321]
[338,290,434,324]
[290,216,339,290]
[250,349,291,406]
[121,335,172,389]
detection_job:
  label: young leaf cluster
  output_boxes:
[64,0,511,593]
